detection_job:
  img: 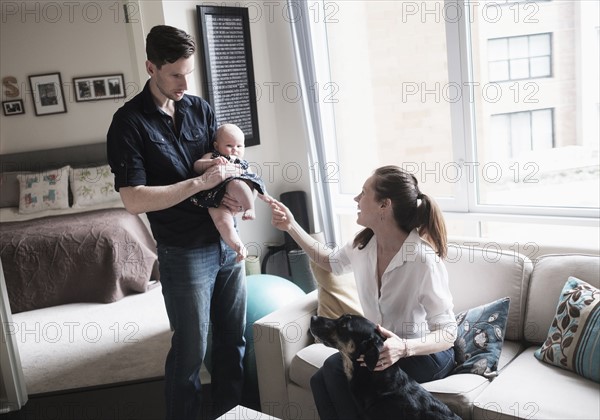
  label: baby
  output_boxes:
[191,123,267,261]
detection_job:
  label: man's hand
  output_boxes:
[200,162,242,191]
[221,192,243,214]
[193,155,230,174]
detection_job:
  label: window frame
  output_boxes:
[487,33,553,82]
[304,0,599,243]
[490,108,555,158]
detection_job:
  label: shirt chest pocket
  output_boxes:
[148,132,178,160]
[147,131,194,178]
[181,127,208,159]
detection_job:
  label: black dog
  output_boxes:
[310,314,461,420]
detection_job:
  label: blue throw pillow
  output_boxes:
[452,297,510,378]
[534,277,600,383]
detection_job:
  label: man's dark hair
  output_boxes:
[146,25,196,68]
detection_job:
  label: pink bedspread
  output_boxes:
[0,208,159,313]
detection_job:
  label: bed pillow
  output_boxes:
[17,166,70,214]
[534,277,599,383]
[0,171,24,208]
[70,164,121,208]
[452,297,511,378]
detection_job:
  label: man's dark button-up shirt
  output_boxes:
[107,81,218,247]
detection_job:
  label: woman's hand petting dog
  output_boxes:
[358,325,410,371]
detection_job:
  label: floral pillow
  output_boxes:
[70,164,121,208]
[534,277,599,383]
[452,297,511,378]
[17,166,70,214]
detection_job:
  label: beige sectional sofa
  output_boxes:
[254,243,600,420]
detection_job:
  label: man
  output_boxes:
[107,25,246,420]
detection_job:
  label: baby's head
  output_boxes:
[214,124,245,158]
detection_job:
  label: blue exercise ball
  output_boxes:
[205,274,306,408]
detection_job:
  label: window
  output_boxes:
[488,34,552,82]
[490,109,554,160]
[299,0,599,247]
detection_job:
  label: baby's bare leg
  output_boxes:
[226,179,256,220]
[208,207,247,262]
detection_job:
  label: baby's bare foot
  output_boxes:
[242,209,255,221]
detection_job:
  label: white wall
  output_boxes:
[0,1,137,153]
[0,0,313,253]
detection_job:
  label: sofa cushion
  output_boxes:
[424,373,493,419]
[453,297,510,378]
[289,343,337,390]
[427,339,523,419]
[445,245,532,341]
[534,277,599,383]
[525,254,600,344]
[473,347,600,420]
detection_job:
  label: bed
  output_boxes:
[0,143,181,411]
[1,207,159,313]
[0,142,160,312]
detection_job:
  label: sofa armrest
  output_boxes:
[254,290,317,419]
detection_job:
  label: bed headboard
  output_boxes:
[0,142,107,173]
[0,142,109,209]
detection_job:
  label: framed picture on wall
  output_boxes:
[73,74,125,102]
[197,5,260,147]
[28,72,67,116]
[2,99,25,116]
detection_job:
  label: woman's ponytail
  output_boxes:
[415,193,447,259]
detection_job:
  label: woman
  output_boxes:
[269,165,457,419]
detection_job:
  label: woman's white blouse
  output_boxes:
[329,229,457,342]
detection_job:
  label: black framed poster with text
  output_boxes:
[197,5,260,147]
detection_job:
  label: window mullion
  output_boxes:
[443,0,477,213]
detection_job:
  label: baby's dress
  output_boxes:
[190,151,267,208]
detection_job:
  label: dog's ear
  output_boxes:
[359,337,381,371]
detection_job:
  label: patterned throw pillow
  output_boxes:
[17,166,70,214]
[534,277,599,383]
[70,165,121,208]
[452,297,511,378]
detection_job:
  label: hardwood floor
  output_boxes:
[3,377,262,419]
[3,379,209,420]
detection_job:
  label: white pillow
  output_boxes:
[17,166,70,214]
[69,164,121,208]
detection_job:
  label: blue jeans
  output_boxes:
[310,348,455,420]
[158,240,247,420]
